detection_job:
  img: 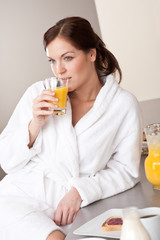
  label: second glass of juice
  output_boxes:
[144,123,160,189]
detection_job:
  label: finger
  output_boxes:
[67,209,77,225]
[33,90,57,103]
[72,212,77,222]
[34,109,54,116]
[60,209,69,226]
[34,101,58,110]
[34,95,58,105]
[42,89,56,96]
[54,209,63,226]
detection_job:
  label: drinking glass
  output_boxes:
[43,77,68,115]
[144,123,160,190]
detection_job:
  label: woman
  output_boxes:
[0,17,142,240]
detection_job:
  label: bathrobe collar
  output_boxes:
[67,74,120,136]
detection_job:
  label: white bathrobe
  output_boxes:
[0,75,143,239]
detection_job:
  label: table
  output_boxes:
[66,155,160,239]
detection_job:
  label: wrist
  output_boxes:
[29,119,41,133]
[28,120,41,148]
[71,187,82,202]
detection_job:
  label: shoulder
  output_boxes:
[117,87,140,113]
[116,88,143,130]
[102,75,141,115]
[112,84,143,127]
[23,80,45,99]
[14,81,45,108]
[28,80,44,93]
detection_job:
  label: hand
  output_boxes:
[54,187,82,226]
[32,90,58,128]
[28,90,58,148]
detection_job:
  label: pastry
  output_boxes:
[102,216,123,231]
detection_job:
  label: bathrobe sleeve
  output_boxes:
[68,95,143,207]
[0,84,42,174]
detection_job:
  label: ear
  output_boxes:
[89,48,96,62]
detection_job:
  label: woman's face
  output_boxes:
[46,36,96,92]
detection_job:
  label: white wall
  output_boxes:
[0,0,100,133]
[95,0,160,101]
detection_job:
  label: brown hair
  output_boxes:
[43,16,122,83]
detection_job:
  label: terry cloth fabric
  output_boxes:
[0,74,143,239]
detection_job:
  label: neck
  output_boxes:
[69,73,102,102]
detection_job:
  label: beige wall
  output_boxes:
[0,0,100,133]
[95,0,160,101]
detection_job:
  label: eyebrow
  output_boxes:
[47,51,74,59]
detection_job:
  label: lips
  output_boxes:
[59,77,71,81]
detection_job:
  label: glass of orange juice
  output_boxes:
[44,77,68,115]
[144,123,160,190]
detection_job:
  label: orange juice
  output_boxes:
[145,146,160,189]
[144,130,160,189]
[49,86,68,114]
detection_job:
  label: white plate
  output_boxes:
[78,238,106,240]
[74,207,160,239]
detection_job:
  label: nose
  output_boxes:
[55,61,66,75]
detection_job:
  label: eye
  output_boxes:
[64,56,73,61]
[48,59,55,64]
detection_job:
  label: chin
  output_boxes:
[68,88,74,93]
[68,84,75,92]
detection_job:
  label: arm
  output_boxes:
[68,98,143,207]
[53,95,143,225]
[28,89,58,148]
[0,83,58,173]
[69,130,142,208]
[0,86,38,173]
[53,126,142,226]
